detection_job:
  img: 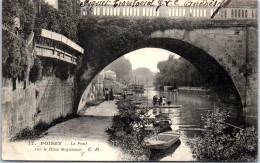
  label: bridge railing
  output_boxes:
[34,28,84,65]
[81,6,258,20]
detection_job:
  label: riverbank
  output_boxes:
[3,116,133,161]
[78,100,119,116]
[3,100,133,161]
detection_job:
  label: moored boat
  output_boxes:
[144,131,180,149]
[158,105,182,108]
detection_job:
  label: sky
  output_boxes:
[124,48,179,72]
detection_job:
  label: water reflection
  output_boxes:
[150,140,181,161]
[107,87,247,161]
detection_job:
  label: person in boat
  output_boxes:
[109,88,114,101]
[153,95,158,106]
[162,96,167,106]
[158,96,162,106]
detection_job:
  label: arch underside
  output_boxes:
[78,37,243,112]
[129,38,242,105]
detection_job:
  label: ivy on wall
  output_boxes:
[2,31,33,81]
[35,0,79,42]
[3,0,80,83]
[2,0,36,81]
[29,56,42,83]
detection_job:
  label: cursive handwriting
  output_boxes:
[211,0,232,18]
[79,0,232,18]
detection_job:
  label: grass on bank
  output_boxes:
[11,113,78,141]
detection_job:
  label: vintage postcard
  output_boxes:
[2,0,258,161]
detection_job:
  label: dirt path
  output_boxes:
[2,100,133,161]
[79,100,119,117]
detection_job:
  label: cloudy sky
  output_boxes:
[124,48,179,72]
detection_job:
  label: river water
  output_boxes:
[142,87,246,161]
[32,87,248,161]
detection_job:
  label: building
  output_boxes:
[104,70,117,81]
[44,0,58,9]
[127,84,144,93]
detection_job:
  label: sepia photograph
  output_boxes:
[2,0,258,161]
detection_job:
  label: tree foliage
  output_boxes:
[2,0,36,80]
[29,56,42,83]
[189,108,257,161]
[130,67,154,86]
[104,56,132,82]
[3,0,79,82]
[106,99,153,161]
[40,59,74,81]
[17,0,36,38]
[35,2,60,33]
[3,0,18,29]
[154,55,206,89]
[35,0,79,42]
[3,39,22,79]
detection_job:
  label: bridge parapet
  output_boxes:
[81,5,258,20]
[34,28,84,65]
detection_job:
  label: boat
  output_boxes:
[144,131,180,149]
[158,104,182,108]
[153,114,172,129]
[149,140,181,161]
[127,84,144,93]
[142,113,172,132]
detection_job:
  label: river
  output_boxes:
[141,87,247,161]
[15,87,249,161]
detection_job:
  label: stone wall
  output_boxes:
[2,75,76,141]
[77,72,104,112]
[196,27,248,106]
[244,27,258,118]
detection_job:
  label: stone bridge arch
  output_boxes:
[77,28,247,113]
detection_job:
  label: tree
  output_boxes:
[58,0,79,41]
[3,40,21,79]
[35,0,79,42]
[29,57,42,83]
[3,0,18,29]
[154,55,206,89]
[105,56,132,82]
[3,0,36,81]
[189,108,257,161]
[130,67,154,86]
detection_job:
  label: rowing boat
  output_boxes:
[158,105,182,108]
[144,131,180,149]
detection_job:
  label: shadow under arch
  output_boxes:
[77,37,243,113]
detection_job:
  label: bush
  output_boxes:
[18,0,36,38]
[29,56,42,82]
[55,63,70,80]
[189,108,257,161]
[35,0,79,42]
[106,99,155,161]
[2,0,35,81]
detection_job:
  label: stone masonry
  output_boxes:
[2,76,76,141]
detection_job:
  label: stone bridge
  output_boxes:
[77,19,257,119]
[2,1,258,141]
